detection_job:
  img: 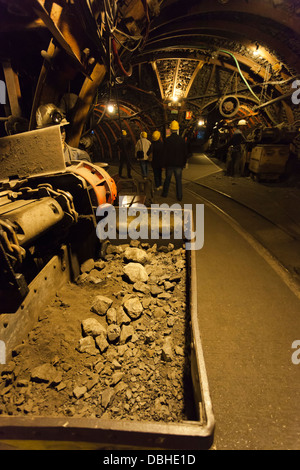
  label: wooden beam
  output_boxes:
[68,63,107,147]
[151,61,165,100]
[68,0,149,147]
[30,0,84,69]
[2,60,22,117]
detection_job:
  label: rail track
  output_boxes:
[184,179,300,284]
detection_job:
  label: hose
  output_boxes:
[111,38,133,77]
[219,50,261,102]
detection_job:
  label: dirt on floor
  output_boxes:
[0,241,196,423]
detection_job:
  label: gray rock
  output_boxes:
[89,269,103,279]
[56,382,67,391]
[150,285,163,296]
[106,307,117,325]
[167,317,175,327]
[86,376,99,391]
[107,324,121,342]
[120,324,134,344]
[116,307,131,326]
[86,274,102,285]
[80,258,95,273]
[153,307,166,319]
[124,247,149,265]
[76,336,99,356]
[111,372,124,386]
[95,333,109,353]
[82,318,106,337]
[164,281,175,291]
[124,263,148,283]
[158,245,169,253]
[101,387,114,408]
[73,385,87,399]
[76,273,88,284]
[107,244,123,255]
[148,243,157,253]
[144,331,155,344]
[112,359,122,369]
[169,273,182,283]
[142,297,152,309]
[133,282,150,294]
[31,363,62,384]
[175,260,185,270]
[94,259,106,270]
[157,292,172,300]
[129,240,140,248]
[175,346,185,356]
[91,295,113,315]
[161,338,173,362]
[123,297,143,320]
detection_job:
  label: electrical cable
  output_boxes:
[113,32,143,53]
[111,37,133,77]
[140,0,150,45]
[219,50,261,102]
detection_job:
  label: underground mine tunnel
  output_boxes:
[0,0,300,452]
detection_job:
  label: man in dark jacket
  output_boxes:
[147,130,164,190]
[117,129,132,179]
[161,121,188,201]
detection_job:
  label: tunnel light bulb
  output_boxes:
[198,118,205,127]
[253,44,261,57]
[172,96,179,103]
[107,104,115,113]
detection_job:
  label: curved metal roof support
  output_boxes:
[135,43,296,125]
[146,20,299,77]
[150,0,300,42]
[200,95,282,126]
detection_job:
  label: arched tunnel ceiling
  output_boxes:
[133,0,300,105]
[144,0,300,75]
[118,0,300,135]
[1,0,300,149]
[88,0,300,157]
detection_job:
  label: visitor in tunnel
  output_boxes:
[161,120,188,202]
[135,131,151,178]
[147,130,164,190]
[225,119,247,176]
[117,129,132,179]
[36,103,91,164]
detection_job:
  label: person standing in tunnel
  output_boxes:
[147,130,164,190]
[117,129,132,179]
[161,120,188,202]
[135,131,151,179]
[226,119,247,176]
[36,103,91,164]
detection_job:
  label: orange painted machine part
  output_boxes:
[68,162,117,205]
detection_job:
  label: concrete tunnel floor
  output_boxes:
[108,153,300,450]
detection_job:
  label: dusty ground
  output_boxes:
[0,241,196,423]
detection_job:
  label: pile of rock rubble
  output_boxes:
[0,241,196,423]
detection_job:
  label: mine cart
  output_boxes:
[249,144,290,181]
[0,130,214,450]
